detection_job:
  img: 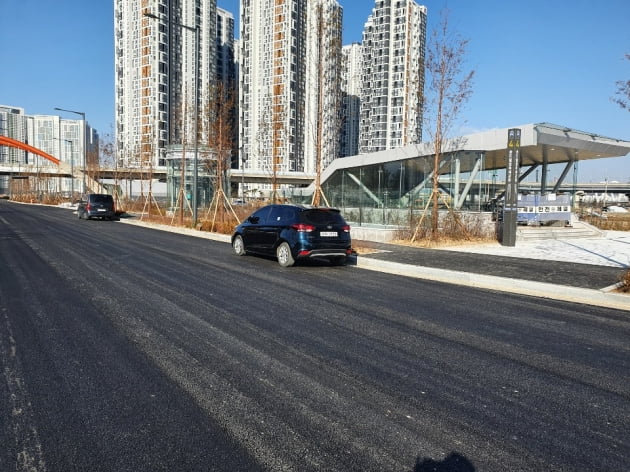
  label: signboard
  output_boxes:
[517,194,572,224]
[502,128,521,246]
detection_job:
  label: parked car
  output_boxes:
[77,193,117,220]
[232,204,352,267]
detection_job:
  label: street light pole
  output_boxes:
[64,139,74,200]
[192,23,199,227]
[144,12,199,227]
[54,107,87,194]
[53,137,74,200]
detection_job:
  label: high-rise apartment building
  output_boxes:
[0,105,28,165]
[239,0,343,181]
[0,105,97,196]
[359,0,427,154]
[340,43,363,157]
[114,0,217,167]
[216,7,235,88]
[216,8,238,169]
[305,0,343,173]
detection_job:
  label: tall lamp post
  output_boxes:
[53,137,74,200]
[144,11,200,227]
[64,139,75,200]
[55,138,75,200]
[54,107,87,194]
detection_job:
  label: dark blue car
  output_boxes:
[232,204,352,267]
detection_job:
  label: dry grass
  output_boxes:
[618,269,630,293]
[352,211,496,254]
[583,213,630,293]
[11,194,67,205]
[582,212,630,231]
[120,199,262,235]
[389,235,496,249]
[351,242,382,255]
[394,210,496,246]
[137,212,240,234]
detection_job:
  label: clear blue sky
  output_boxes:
[1,0,628,182]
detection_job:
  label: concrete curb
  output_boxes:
[119,218,232,243]
[356,257,630,311]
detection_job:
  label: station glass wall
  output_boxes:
[166,158,213,210]
[320,153,499,224]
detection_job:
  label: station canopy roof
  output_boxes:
[321,123,630,180]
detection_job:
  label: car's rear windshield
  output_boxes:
[299,209,345,225]
[90,194,113,203]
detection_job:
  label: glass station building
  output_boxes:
[300,123,630,225]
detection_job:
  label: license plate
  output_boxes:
[320,231,337,237]
[97,208,106,212]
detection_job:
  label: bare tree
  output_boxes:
[270,84,285,204]
[612,54,630,111]
[423,9,474,235]
[204,82,240,230]
[98,126,124,211]
[612,54,630,288]
[311,2,327,207]
[310,1,342,207]
[138,118,162,220]
[99,126,116,168]
[169,101,194,225]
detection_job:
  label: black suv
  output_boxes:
[77,193,116,220]
[232,204,352,267]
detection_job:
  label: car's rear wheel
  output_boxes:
[232,235,246,256]
[276,242,295,267]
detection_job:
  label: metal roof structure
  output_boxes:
[318,123,630,185]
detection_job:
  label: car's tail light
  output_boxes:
[86,203,92,211]
[342,225,350,233]
[298,250,310,257]
[291,223,315,232]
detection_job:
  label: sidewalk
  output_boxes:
[354,233,630,311]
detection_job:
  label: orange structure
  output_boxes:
[0,135,60,166]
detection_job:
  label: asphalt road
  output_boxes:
[1,200,629,471]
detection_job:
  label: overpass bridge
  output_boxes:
[2,123,629,206]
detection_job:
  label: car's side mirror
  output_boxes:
[248,216,259,224]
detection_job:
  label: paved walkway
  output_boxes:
[354,232,630,311]
[433,231,630,268]
[356,231,629,289]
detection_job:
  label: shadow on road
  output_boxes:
[412,451,475,471]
